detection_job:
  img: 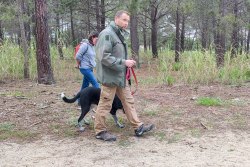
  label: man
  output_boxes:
[94,10,154,141]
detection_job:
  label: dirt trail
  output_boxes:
[0,76,250,167]
[1,131,250,167]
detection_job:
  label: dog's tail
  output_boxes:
[61,92,80,103]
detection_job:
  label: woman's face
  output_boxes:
[92,37,98,45]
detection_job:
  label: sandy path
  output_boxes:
[0,131,249,167]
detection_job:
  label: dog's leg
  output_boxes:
[83,118,90,125]
[76,122,85,132]
[112,115,125,128]
[78,106,91,130]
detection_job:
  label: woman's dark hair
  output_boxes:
[88,31,99,43]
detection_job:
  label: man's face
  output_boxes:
[115,13,130,30]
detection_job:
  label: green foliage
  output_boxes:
[245,70,250,81]
[154,131,166,141]
[165,75,175,86]
[172,62,181,71]
[0,41,78,81]
[219,53,250,84]
[142,49,249,85]
[0,122,15,132]
[197,97,223,106]
[0,42,249,85]
[0,122,37,141]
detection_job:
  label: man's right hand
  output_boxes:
[125,59,136,68]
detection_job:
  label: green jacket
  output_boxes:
[96,21,129,87]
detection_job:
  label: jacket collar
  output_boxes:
[109,21,129,43]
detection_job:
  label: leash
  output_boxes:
[126,67,138,95]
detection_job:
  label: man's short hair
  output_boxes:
[115,10,130,18]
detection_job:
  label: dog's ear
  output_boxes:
[61,92,65,99]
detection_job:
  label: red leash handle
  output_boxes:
[126,67,138,95]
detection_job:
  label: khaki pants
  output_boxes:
[94,84,143,134]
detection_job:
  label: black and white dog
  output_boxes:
[61,87,125,131]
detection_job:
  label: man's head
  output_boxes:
[114,10,130,30]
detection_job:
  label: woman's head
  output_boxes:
[88,31,99,45]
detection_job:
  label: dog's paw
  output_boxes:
[117,122,125,128]
[78,126,85,132]
[61,92,65,99]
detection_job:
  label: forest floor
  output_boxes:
[0,63,250,167]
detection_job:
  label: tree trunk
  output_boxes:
[17,0,30,79]
[95,0,101,32]
[215,0,226,67]
[55,0,63,59]
[231,0,239,58]
[0,20,3,41]
[246,24,250,54]
[148,38,151,50]
[201,17,208,51]
[143,12,147,52]
[239,32,243,55]
[87,0,91,33]
[70,5,76,46]
[180,14,185,52]
[150,1,158,58]
[35,0,54,84]
[175,3,181,62]
[129,0,140,67]
[100,0,105,30]
[22,0,31,46]
[143,27,147,52]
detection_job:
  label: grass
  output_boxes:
[154,131,166,141]
[167,132,185,144]
[1,41,249,85]
[227,114,248,130]
[0,41,79,81]
[141,49,249,85]
[0,41,249,143]
[0,122,37,141]
[196,97,223,106]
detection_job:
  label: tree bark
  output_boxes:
[17,0,30,79]
[100,0,105,30]
[143,27,147,52]
[0,20,3,41]
[180,14,185,52]
[143,12,147,52]
[55,0,63,59]
[95,0,101,32]
[150,1,158,58]
[201,17,208,51]
[129,0,140,67]
[35,0,54,84]
[22,0,31,46]
[87,0,91,33]
[231,0,239,58]
[175,3,181,62]
[247,23,250,54]
[215,0,226,67]
[69,5,76,46]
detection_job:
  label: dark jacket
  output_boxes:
[95,21,129,87]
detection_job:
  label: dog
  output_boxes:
[61,87,125,131]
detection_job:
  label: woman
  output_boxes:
[75,31,100,95]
